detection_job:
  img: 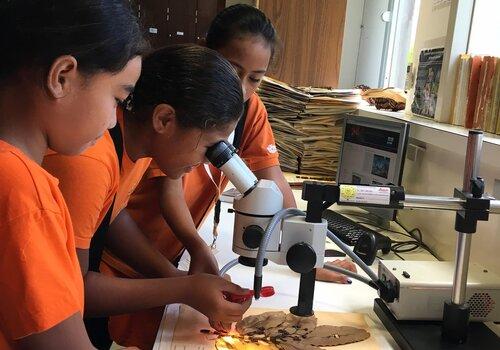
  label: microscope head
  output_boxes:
[206,140,283,260]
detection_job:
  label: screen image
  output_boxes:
[371,154,391,179]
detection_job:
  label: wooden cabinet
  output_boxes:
[167,0,197,44]
[258,0,347,87]
[195,0,223,41]
[133,0,225,48]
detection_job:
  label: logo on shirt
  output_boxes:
[267,144,277,154]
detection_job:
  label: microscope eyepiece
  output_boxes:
[206,140,237,168]
[206,140,258,196]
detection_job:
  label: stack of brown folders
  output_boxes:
[258,77,361,178]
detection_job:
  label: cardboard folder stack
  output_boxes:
[258,77,361,178]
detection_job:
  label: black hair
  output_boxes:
[205,4,277,57]
[0,0,149,82]
[129,44,243,130]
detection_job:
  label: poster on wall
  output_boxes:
[411,47,444,119]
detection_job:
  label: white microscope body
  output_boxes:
[206,140,326,270]
[232,179,326,269]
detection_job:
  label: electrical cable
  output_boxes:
[395,219,440,259]
[333,210,436,257]
[219,258,239,276]
[352,216,439,259]
[392,251,406,260]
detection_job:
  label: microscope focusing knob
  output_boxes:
[242,225,264,249]
[286,242,317,274]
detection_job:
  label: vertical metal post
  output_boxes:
[443,130,483,343]
[451,131,482,304]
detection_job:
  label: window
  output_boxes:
[468,0,500,56]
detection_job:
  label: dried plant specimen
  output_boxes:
[219,311,371,349]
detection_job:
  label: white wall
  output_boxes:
[338,0,365,88]
[355,0,392,87]
[399,141,500,272]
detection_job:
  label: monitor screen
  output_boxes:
[337,115,409,222]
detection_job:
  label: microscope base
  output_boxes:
[373,298,500,350]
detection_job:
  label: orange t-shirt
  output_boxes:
[42,109,152,249]
[103,93,280,349]
[0,141,84,348]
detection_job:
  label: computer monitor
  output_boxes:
[337,115,410,225]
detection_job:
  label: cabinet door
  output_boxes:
[259,0,346,87]
[140,0,169,48]
[195,0,225,42]
[167,0,197,44]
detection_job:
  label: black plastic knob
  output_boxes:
[242,225,264,249]
[286,242,317,274]
[471,177,485,198]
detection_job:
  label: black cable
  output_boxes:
[355,221,414,237]
[354,217,439,259]
[332,210,439,260]
[391,241,421,253]
[392,251,406,260]
[395,218,440,260]
[354,219,422,253]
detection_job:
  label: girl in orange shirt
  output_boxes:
[0,1,145,349]
[43,45,253,349]
[106,5,357,349]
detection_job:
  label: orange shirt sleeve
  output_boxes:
[0,146,84,342]
[0,210,83,340]
[43,143,117,249]
[239,93,280,171]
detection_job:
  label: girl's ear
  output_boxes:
[151,103,176,134]
[46,55,79,99]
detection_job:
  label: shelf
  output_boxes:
[356,105,500,166]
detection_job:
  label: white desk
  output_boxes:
[153,189,438,350]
